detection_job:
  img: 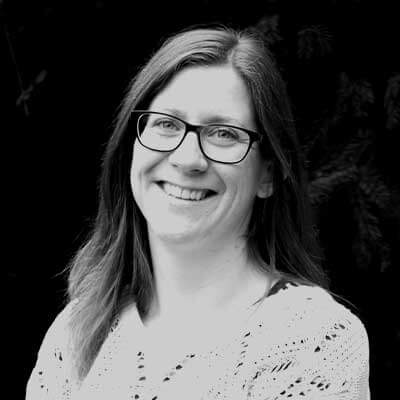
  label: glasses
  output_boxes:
[131,110,263,164]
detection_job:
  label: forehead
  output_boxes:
[148,65,255,127]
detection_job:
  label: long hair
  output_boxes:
[66,25,332,381]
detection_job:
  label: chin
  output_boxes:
[148,220,209,245]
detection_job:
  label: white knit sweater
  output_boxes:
[26,281,370,399]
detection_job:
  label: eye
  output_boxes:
[206,127,240,141]
[152,118,180,131]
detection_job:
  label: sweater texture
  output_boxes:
[26,279,370,399]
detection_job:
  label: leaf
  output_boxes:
[358,165,391,210]
[297,25,333,60]
[35,69,47,84]
[255,15,282,46]
[15,69,47,106]
[351,163,394,272]
[309,166,358,205]
[384,73,400,130]
[336,73,374,119]
[352,193,391,272]
[309,130,371,180]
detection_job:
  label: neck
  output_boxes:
[144,230,274,328]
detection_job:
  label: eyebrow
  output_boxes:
[160,108,246,127]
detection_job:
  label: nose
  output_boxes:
[168,131,209,172]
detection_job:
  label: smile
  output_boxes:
[158,182,216,201]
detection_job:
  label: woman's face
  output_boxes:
[130,64,272,246]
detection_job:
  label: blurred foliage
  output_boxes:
[385,74,400,131]
[254,12,399,276]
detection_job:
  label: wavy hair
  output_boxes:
[66,25,332,381]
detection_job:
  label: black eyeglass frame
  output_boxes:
[131,110,263,164]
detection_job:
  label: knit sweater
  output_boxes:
[26,280,370,399]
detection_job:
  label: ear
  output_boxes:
[256,160,274,199]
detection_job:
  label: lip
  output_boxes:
[155,181,218,203]
[156,180,217,194]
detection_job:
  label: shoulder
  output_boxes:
[296,284,368,338]
[257,282,369,351]
[36,299,79,359]
[26,299,79,399]
[43,299,78,339]
[244,283,370,398]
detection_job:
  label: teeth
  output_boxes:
[162,182,209,201]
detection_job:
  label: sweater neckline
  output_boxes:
[129,278,299,359]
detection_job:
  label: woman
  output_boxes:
[26,25,370,399]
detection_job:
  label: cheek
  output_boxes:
[233,158,262,194]
[130,143,152,201]
[130,144,141,197]
[223,170,257,212]
[131,140,146,169]
[130,142,165,199]
[130,164,139,201]
[230,164,263,212]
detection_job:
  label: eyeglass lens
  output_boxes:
[137,113,251,163]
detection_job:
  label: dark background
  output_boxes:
[2,1,398,398]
